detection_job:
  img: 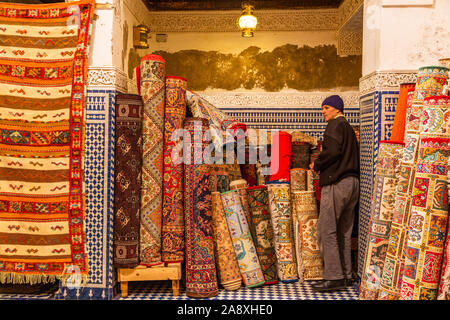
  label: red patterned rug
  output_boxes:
[183,118,218,298]
[113,94,143,268]
[0,0,94,284]
[390,83,416,143]
[161,76,187,264]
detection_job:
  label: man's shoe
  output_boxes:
[311,279,346,292]
[345,278,355,287]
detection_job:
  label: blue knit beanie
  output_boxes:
[322,95,344,113]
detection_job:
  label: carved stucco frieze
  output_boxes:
[135,9,340,33]
[338,0,364,28]
[337,29,363,56]
[87,66,128,93]
[359,70,418,95]
[336,0,363,56]
[197,91,360,108]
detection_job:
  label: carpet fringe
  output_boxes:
[0,272,58,285]
[0,271,89,287]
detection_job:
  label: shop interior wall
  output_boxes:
[118,0,362,140]
[363,0,450,76]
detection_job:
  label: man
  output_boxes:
[309,95,360,292]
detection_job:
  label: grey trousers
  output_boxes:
[317,176,359,280]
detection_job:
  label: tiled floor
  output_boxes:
[0,283,58,300]
[117,280,359,301]
[0,280,359,300]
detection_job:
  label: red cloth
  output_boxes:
[136,66,141,96]
[269,131,292,182]
[229,122,248,140]
[390,83,416,143]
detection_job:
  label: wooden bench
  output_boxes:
[118,263,182,298]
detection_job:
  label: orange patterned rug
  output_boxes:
[0,0,94,284]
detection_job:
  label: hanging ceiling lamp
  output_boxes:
[238,2,258,38]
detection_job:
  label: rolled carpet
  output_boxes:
[267,181,299,283]
[161,76,187,264]
[247,186,279,285]
[113,94,143,268]
[269,131,292,183]
[291,141,311,170]
[240,145,258,187]
[378,77,448,300]
[209,164,231,193]
[230,179,252,226]
[211,192,242,291]
[221,190,266,288]
[139,54,166,266]
[400,96,450,300]
[291,190,324,281]
[290,168,313,192]
[184,118,218,298]
[390,83,416,143]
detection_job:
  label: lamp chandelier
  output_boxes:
[238,3,258,37]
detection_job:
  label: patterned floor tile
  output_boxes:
[117,280,359,301]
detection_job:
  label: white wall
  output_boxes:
[362,0,382,75]
[88,0,115,67]
[363,0,450,75]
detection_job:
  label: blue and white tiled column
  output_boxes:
[357,71,417,277]
[55,67,128,300]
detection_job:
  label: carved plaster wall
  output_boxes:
[359,70,418,95]
[87,66,129,94]
[337,0,363,56]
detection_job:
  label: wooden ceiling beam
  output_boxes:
[142,0,343,11]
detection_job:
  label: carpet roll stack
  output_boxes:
[379,66,449,300]
[399,95,450,300]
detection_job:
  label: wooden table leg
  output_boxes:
[172,280,180,296]
[120,281,129,298]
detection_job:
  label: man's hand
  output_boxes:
[309,161,318,175]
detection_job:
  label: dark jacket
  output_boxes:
[313,116,359,187]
